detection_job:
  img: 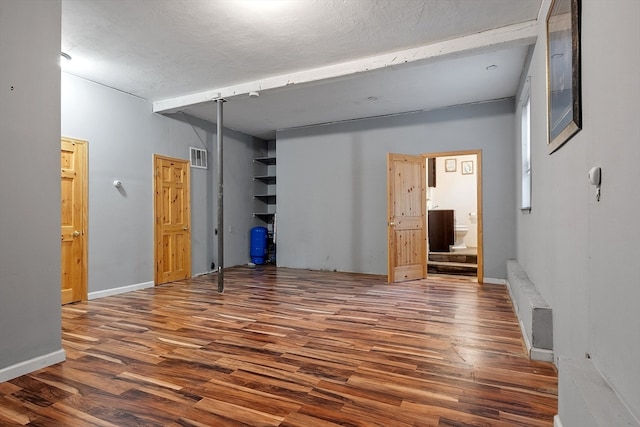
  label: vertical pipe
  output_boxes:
[217,99,224,293]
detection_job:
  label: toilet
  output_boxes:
[451,223,469,251]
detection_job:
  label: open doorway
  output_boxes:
[425,150,483,282]
[386,150,483,284]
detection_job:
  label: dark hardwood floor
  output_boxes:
[0,267,557,426]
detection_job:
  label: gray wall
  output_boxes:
[62,73,259,293]
[515,0,640,422]
[0,0,63,371]
[277,99,516,279]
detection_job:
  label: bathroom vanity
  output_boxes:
[428,209,454,252]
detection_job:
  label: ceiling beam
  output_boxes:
[153,20,537,114]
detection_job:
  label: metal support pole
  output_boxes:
[216,99,224,293]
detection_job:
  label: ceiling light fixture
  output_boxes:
[249,91,260,98]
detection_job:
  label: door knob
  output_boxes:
[389,222,396,226]
[73,230,81,237]
[183,226,189,231]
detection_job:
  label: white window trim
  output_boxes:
[520,78,532,211]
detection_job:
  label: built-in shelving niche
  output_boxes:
[253,140,276,262]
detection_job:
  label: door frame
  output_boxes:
[61,136,88,303]
[422,149,483,283]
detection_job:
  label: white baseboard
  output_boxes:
[483,277,506,285]
[518,317,533,351]
[505,278,518,314]
[0,349,66,383]
[554,414,563,427]
[515,315,553,361]
[88,281,154,300]
[531,347,554,362]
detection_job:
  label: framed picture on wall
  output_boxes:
[461,160,473,175]
[546,0,582,153]
[445,158,456,172]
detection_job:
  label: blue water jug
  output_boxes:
[250,226,268,264]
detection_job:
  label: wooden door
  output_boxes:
[61,137,87,304]
[387,153,427,283]
[154,155,191,285]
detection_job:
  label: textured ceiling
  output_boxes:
[62,0,542,139]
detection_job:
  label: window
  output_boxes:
[521,88,532,210]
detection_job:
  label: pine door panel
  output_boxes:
[387,153,426,283]
[61,138,87,304]
[154,155,191,284]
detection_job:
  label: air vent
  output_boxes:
[190,147,207,169]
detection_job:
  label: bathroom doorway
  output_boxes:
[424,150,483,282]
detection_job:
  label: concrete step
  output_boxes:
[429,252,477,264]
[428,260,478,276]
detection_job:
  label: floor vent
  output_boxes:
[190,147,207,169]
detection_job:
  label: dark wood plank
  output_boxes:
[2,266,557,426]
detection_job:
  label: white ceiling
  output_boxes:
[62,0,542,140]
